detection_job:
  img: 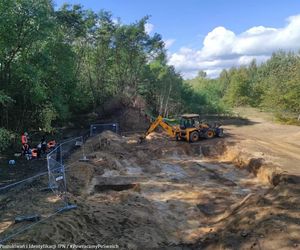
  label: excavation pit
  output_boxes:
[86,176,145,194]
[94,183,138,192]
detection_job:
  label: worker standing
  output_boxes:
[21,132,29,157]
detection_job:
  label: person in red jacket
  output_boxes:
[21,132,28,145]
[21,132,29,157]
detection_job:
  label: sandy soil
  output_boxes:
[0,109,299,249]
[224,107,300,175]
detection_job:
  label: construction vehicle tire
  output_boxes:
[205,130,215,139]
[217,129,224,137]
[176,134,181,141]
[189,131,199,142]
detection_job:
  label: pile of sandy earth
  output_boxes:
[2,131,299,249]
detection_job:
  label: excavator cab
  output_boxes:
[177,114,223,142]
[180,114,200,129]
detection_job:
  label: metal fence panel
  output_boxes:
[46,136,86,197]
[0,137,86,243]
[0,124,110,243]
[0,172,65,244]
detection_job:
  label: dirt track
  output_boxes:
[224,107,300,175]
[1,110,300,249]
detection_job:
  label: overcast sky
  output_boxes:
[54,0,300,78]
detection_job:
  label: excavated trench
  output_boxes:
[94,183,137,192]
[5,131,295,248]
[92,177,141,192]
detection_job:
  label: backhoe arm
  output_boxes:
[156,118,177,138]
[139,115,177,143]
[145,115,164,137]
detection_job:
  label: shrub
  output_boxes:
[0,128,12,152]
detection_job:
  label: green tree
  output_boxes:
[223,67,252,106]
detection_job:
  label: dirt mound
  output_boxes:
[67,162,104,196]
[14,192,168,249]
[94,95,149,132]
[118,107,149,132]
[99,130,123,141]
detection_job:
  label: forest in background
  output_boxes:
[0,0,209,151]
[0,0,299,152]
[187,52,300,124]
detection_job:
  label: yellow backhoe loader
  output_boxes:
[140,114,223,143]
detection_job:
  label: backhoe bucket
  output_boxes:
[138,136,146,144]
